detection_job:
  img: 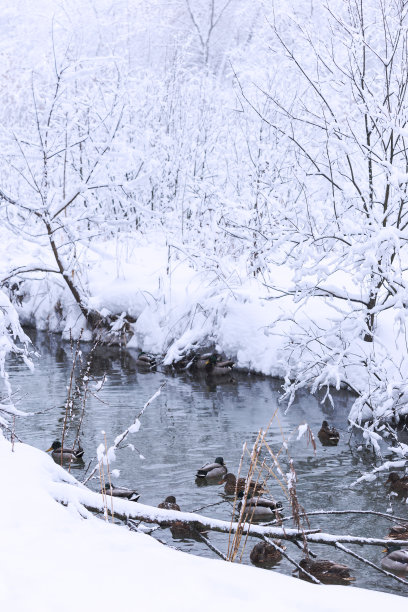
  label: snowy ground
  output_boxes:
[1,433,406,611]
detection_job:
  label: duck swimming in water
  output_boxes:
[298,558,355,584]
[317,421,340,446]
[381,545,408,575]
[158,496,181,511]
[250,541,285,566]
[386,472,408,496]
[238,493,283,519]
[195,457,227,480]
[221,473,265,496]
[387,523,408,540]
[104,483,140,502]
[46,440,84,462]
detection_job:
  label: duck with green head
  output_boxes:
[381,545,408,575]
[105,483,140,502]
[195,457,227,480]
[204,354,234,376]
[237,492,283,519]
[46,440,84,462]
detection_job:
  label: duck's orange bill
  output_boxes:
[46,447,53,452]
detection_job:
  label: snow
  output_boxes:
[0,433,406,611]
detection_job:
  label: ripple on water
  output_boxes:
[9,330,408,598]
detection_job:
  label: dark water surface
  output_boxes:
[8,331,408,598]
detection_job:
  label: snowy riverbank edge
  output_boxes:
[1,433,406,611]
[7,232,408,429]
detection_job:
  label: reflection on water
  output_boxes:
[7,331,408,598]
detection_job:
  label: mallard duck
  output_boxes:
[387,523,408,540]
[195,457,227,480]
[46,440,84,462]
[317,420,340,446]
[298,558,355,584]
[158,495,181,511]
[386,472,408,495]
[204,354,234,376]
[238,493,283,519]
[221,473,265,496]
[250,540,285,566]
[104,483,140,502]
[135,352,157,368]
[170,520,207,540]
[381,545,408,574]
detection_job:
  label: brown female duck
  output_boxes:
[250,541,285,566]
[317,421,340,446]
[158,496,181,511]
[387,523,408,540]
[298,558,355,584]
[386,472,408,495]
[221,473,265,496]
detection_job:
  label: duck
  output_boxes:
[250,540,285,566]
[387,523,408,540]
[204,354,234,376]
[170,520,207,540]
[238,493,283,519]
[221,473,265,496]
[158,495,181,511]
[298,558,355,584]
[195,457,227,480]
[46,440,84,462]
[381,545,408,575]
[317,420,340,446]
[104,483,140,502]
[386,472,408,495]
[135,352,157,369]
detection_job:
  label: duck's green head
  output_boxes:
[383,544,405,554]
[46,440,61,452]
[215,456,224,465]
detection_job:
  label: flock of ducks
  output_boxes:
[46,414,408,582]
[135,351,234,377]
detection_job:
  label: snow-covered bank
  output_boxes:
[0,434,406,611]
[5,228,408,429]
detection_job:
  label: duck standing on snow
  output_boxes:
[250,541,285,566]
[386,472,408,496]
[317,421,340,446]
[46,440,84,462]
[158,496,181,511]
[381,545,408,575]
[298,558,355,584]
[195,457,227,480]
[104,483,140,502]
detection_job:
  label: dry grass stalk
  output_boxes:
[227,414,315,563]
